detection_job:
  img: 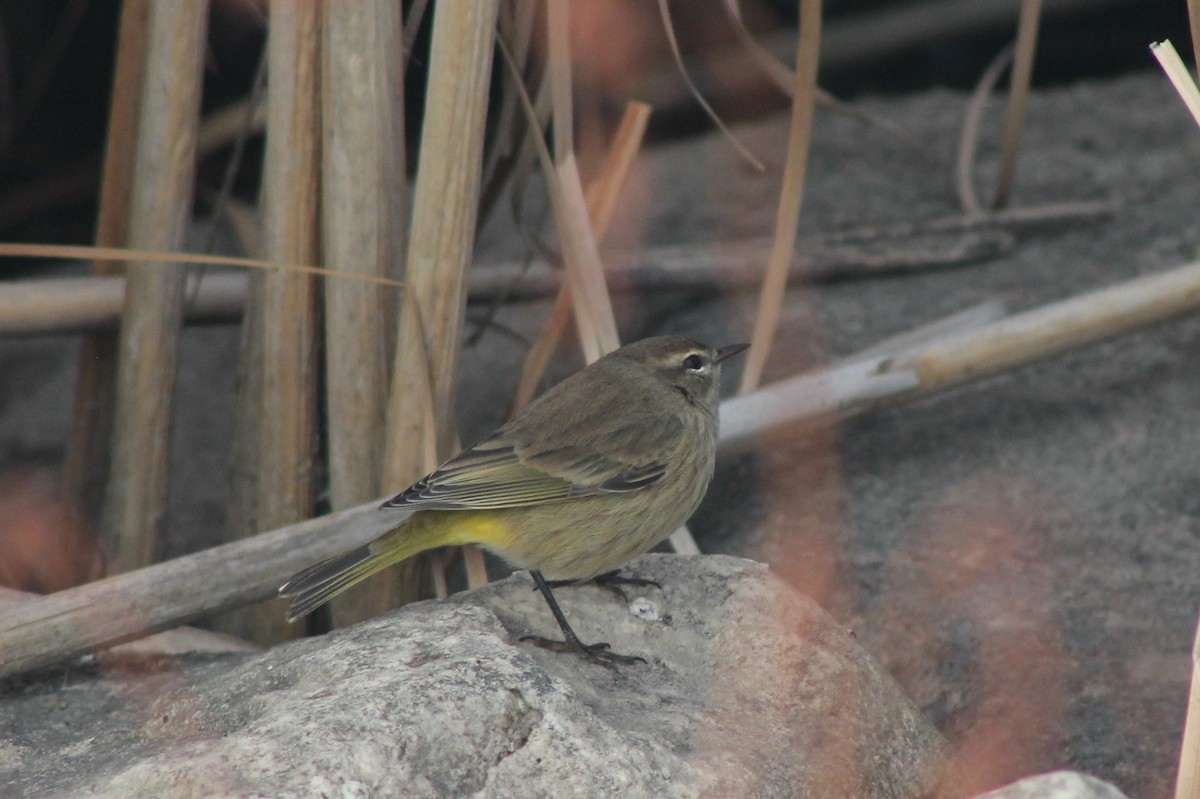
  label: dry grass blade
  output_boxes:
[957,44,1014,215]
[0,242,403,287]
[1176,610,1200,799]
[523,0,617,360]
[512,102,651,412]
[655,0,764,172]
[992,0,1043,209]
[102,0,209,574]
[738,0,822,394]
[1152,40,1200,129]
[63,0,148,525]
[1189,0,1200,85]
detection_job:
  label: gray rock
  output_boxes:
[972,771,1130,799]
[3,555,945,798]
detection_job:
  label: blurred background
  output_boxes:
[0,0,1189,249]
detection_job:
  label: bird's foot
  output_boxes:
[519,633,647,669]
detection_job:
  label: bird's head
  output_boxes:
[612,336,749,409]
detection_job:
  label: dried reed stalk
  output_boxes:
[63,0,148,529]
[992,0,1042,209]
[1152,40,1200,129]
[221,0,321,645]
[1176,610,1200,799]
[1189,0,1200,85]
[374,0,499,614]
[513,102,651,411]
[101,0,208,573]
[721,257,1200,452]
[738,0,822,394]
[0,500,398,679]
[320,0,409,626]
[543,0,619,360]
[0,273,243,335]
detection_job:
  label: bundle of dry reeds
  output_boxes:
[2,0,1200,792]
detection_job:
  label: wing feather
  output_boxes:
[381,412,684,511]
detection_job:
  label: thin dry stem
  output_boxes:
[1175,610,1200,799]
[539,0,619,359]
[719,0,932,157]
[656,0,763,172]
[957,45,1014,215]
[1188,0,1200,85]
[993,0,1042,209]
[738,0,822,394]
[0,242,403,287]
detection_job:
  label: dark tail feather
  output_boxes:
[279,544,376,622]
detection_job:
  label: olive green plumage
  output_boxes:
[280,335,746,664]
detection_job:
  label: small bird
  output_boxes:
[280,336,747,666]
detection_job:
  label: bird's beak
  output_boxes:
[715,343,750,364]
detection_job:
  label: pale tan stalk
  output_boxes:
[101,0,208,572]
[992,0,1042,209]
[738,0,822,393]
[320,0,409,624]
[221,0,321,645]
[376,0,499,609]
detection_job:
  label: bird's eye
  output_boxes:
[682,353,707,371]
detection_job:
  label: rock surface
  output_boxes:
[1,555,945,798]
[974,770,1131,799]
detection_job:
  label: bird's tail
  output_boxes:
[279,514,437,622]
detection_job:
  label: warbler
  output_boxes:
[280,335,747,665]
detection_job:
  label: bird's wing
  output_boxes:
[381,416,683,511]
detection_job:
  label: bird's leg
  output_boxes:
[520,571,646,668]
[542,569,662,603]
